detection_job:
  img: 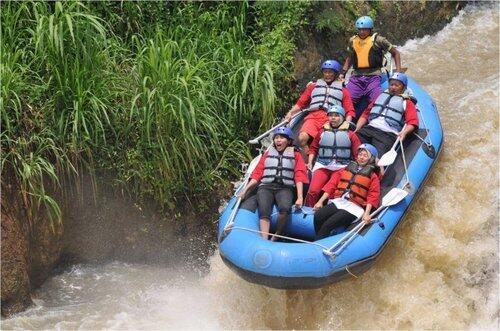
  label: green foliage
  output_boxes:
[341,0,362,18]
[316,8,346,33]
[311,1,382,39]
[2,0,296,227]
[370,0,381,12]
[251,1,311,109]
[88,0,173,43]
[120,3,276,206]
[367,9,378,21]
[311,1,359,37]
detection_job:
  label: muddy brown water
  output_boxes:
[2,5,498,330]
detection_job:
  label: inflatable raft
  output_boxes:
[218,75,443,289]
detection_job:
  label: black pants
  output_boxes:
[314,203,357,240]
[356,125,397,156]
[256,184,293,220]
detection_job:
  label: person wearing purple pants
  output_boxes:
[338,16,401,119]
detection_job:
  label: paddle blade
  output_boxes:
[377,149,398,166]
[381,188,408,207]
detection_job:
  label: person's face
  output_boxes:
[322,68,336,83]
[389,79,405,95]
[273,134,289,151]
[357,28,371,39]
[357,149,371,166]
[328,112,344,128]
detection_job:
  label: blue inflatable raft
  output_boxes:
[218,75,443,289]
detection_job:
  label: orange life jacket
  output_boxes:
[350,33,384,70]
[333,161,374,206]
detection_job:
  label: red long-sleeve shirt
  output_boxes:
[309,129,362,158]
[294,82,356,119]
[251,150,309,184]
[360,98,419,128]
[322,167,380,208]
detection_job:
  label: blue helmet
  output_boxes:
[327,105,345,118]
[321,60,342,73]
[358,143,378,159]
[355,16,374,29]
[273,126,294,140]
[389,72,408,87]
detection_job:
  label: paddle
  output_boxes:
[248,107,312,145]
[221,154,263,239]
[322,187,408,257]
[377,124,407,167]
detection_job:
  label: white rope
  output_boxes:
[269,206,315,218]
[413,131,432,148]
[345,266,359,279]
[415,106,433,147]
[230,226,330,250]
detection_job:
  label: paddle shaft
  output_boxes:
[248,107,312,144]
[390,124,408,151]
[331,206,387,257]
[330,190,409,257]
[377,124,408,167]
[223,153,263,233]
[388,124,408,155]
[249,120,288,144]
[323,188,408,255]
[224,196,242,233]
[324,204,386,254]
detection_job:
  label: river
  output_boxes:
[2,4,498,330]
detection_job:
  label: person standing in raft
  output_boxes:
[355,72,418,157]
[284,60,355,159]
[313,144,380,240]
[305,105,361,207]
[238,127,309,241]
[339,16,402,117]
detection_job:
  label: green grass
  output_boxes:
[1,1,310,228]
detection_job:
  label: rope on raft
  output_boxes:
[229,226,330,250]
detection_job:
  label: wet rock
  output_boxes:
[61,172,219,269]
[28,211,64,289]
[1,184,64,317]
[1,195,32,316]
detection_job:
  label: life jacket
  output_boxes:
[350,33,384,70]
[261,146,296,187]
[316,121,352,166]
[333,161,374,207]
[369,90,407,131]
[309,80,344,111]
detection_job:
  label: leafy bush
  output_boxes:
[1,1,310,227]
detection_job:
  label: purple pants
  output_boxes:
[346,75,382,106]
